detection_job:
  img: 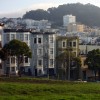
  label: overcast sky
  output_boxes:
[0,0,99,18]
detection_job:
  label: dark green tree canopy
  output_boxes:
[56,49,81,80]
[0,49,7,61]
[0,39,32,61]
[56,50,75,63]
[23,9,49,20]
[5,39,31,57]
[0,39,32,76]
[85,49,100,81]
[85,49,100,70]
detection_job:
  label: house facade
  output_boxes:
[56,36,79,80]
[79,45,100,81]
[30,32,56,76]
[2,29,31,75]
[2,29,79,78]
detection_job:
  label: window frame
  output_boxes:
[38,59,42,66]
[50,59,53,65]
[62,41,66,48]
[38,38,41,44]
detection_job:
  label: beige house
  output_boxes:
[79,45,100,81]
[56,36,79,80]
[67,23,84,32]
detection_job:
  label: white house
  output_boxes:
[2,29,31,75]
[30,32,56,76]
[63,15,76,27]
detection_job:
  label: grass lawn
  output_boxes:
[0,77,100,100]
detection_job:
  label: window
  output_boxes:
[38,49,42,55]
[38,60,42,66]
[25,57,28,63]
[39,69,42,74]
[6,34,10,41]
[34,38,37,43]
[62,41,66,47]
[11,67,15,72]
[50,59,53,65]
[11,34,15,40]
[20,34,23,40]
[6,67,10,73]
[38,38,41,43]
[25,34,28,41]
[50,48,53,54]
[73,42,76,47]
[69,42,72,47]
[50,36,53,43]
[11,57,15,64]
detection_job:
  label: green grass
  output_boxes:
[0,77,100,100]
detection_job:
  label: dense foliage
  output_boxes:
[0,39,32,76]
[56,49,81,80]
[23,3,100,27]
[85,49,100,80]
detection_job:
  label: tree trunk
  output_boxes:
[5,58,10,77]
[94,70,97,81]
[17,56,21,77]
[98,69,100,81]
[18,55,25,77]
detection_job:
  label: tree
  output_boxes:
[73,57,82,79]
[0,46,8,61]
[0,39,32,76]
[56,49,81,80]
[0,44,12,76]
[85,49,100,81]
[56,50,72,80]
[23,9,49,20]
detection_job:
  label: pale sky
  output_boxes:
[0,0,100,18]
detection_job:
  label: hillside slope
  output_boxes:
[23,3,100,27]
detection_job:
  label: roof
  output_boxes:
[31,32,56,35]
[57,36,79,40]
[3,29,56,34]
[4,29,31,32]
